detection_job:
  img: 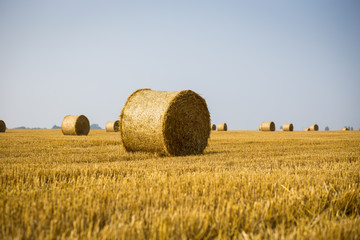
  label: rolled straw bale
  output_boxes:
[0,120,6,132]
[260,121,275,131]
[283,123,293,131]
[310,124,319,131]
[120,89,210,156]
[304,128,310,131]
[217,123,227,131]
[341,127,349,131]
[106,120,120,132]
[61,115,90,136]
[211,124,216,131]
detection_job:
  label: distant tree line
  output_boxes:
[90,124,102,129]
[13,124,103,130]
[14,126,45,129]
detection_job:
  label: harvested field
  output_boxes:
[1,129,359,239]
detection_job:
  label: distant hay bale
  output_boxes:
[120,89,210,156]
[217,123,227,131]
[260,121,275,131]
[0,120,6,132]
[283,123,294,131]
[61,115,90,136]
[211,124,216,131]
[304,128,310,131]
[106,120,120,132]
[341,127,349,131]
[310,124,319,131]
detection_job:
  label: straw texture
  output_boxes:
[106,120,120,132]
[283,123,294,131]
[0,120,6,132]
[310,124,319,131]
[61,115,90,136]
[260,121,275,131]
[120,89,210,156]
[217,123,227,131]
[304,128,310,131]
[211,124,216,131]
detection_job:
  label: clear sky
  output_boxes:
[1,1,359,130]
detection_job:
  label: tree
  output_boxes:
[90,124,102,129]
[325,126,329,131]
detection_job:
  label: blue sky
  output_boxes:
[1,1,359,130]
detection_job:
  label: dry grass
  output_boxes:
[120,89,210,156]
[1,129,360,239]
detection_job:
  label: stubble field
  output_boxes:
[1,129,359,239]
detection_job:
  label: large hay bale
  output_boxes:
[304,128,310,131]
[0,120,6,132]
[260,121,275,131]
[341,127,349,131]
[310,124,319,131]
[106,120,120,132]
[211,124,216,131]
[283,123,293,131]
[120,89,210,156]
[217,123,227,131]
[61,115,90,136]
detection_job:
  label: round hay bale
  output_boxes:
[120,89,210,156]
[211,124,216,131]
[106,120,120,132]
[310,124,319,131]
[283,123,294,131]
[217,123,227,131]
[61,115,90,136]
[260,121,275,131]
[304,128,310,131]
[0,120,6,132]
[341,127,349,131]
